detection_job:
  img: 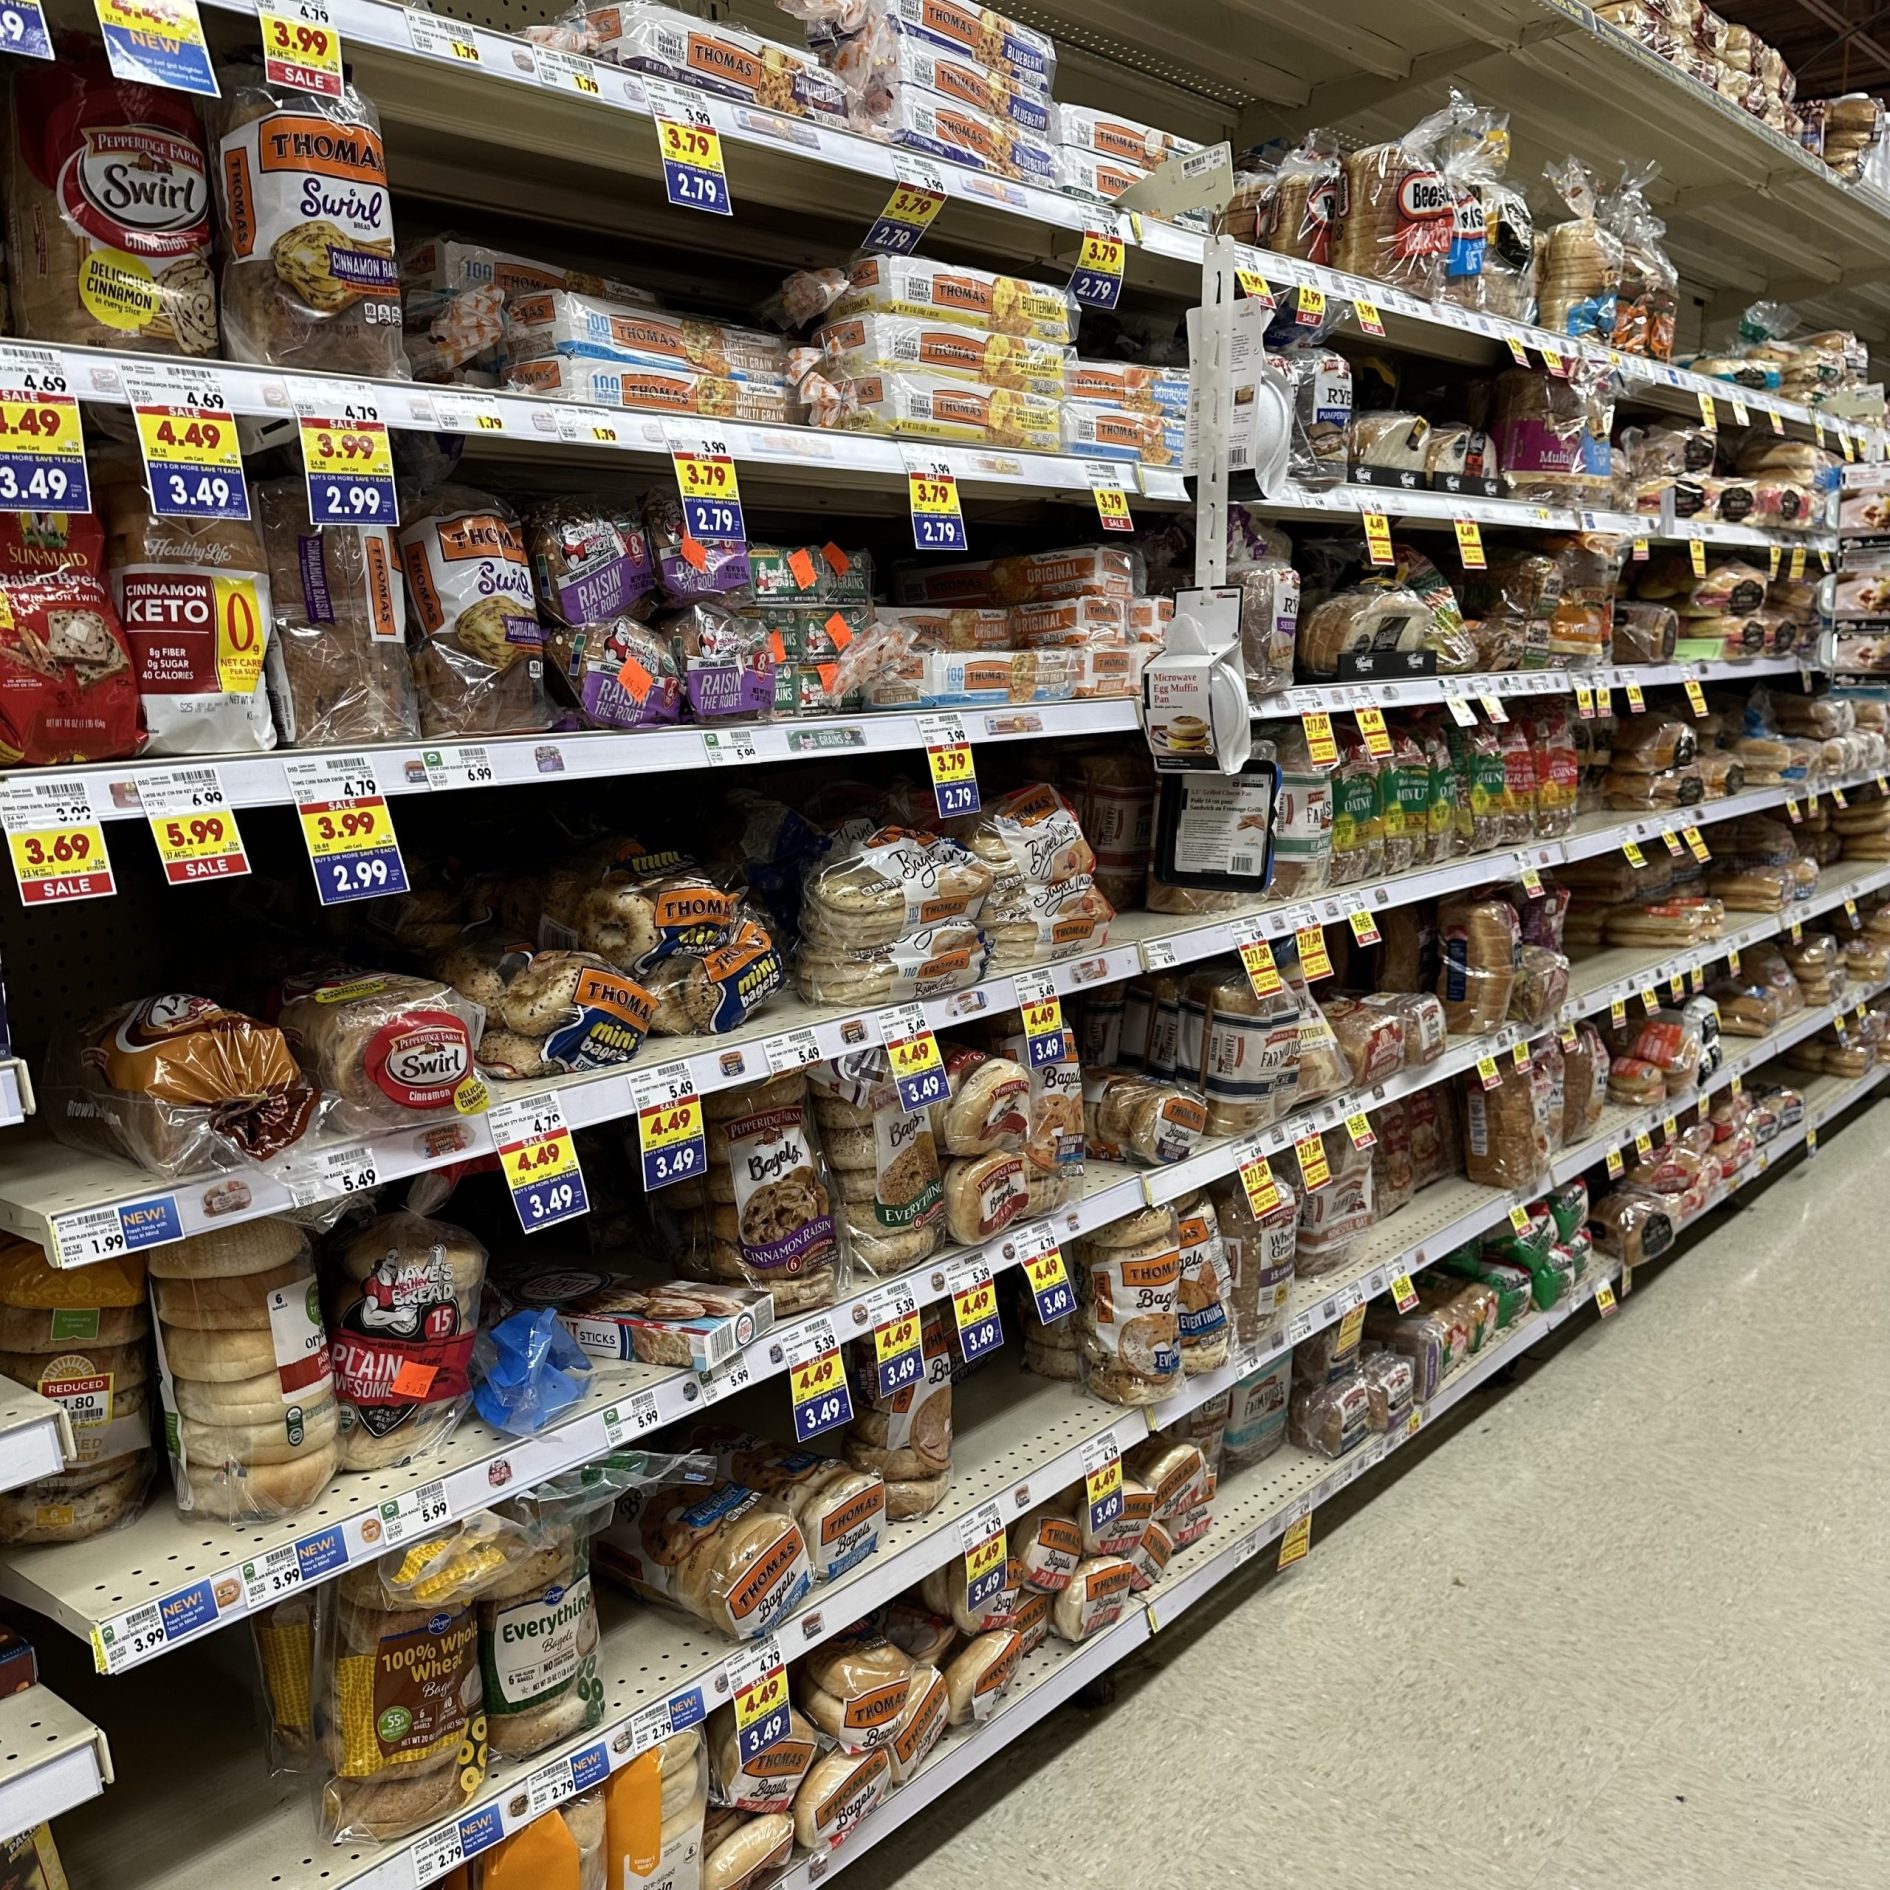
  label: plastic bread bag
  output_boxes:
[1193,962,1305,1135]
[1296,578,1434,682]
[1441,153,1536,321]
[799,825,994,948]
[640,490,753,604]
[1222,1352,1292,1469]
[845,1306,952,1514]
[1082,1069,1209,1167]
[1393,540,1479,672]
[1233,555,1302,698]
[687,1426,885,1583]
[434,940,654,1081]
[1509,944,1570,1026]
[942,782,1095,891]
[1601,161,1677,359]
[97,469,278,755]
[255,479,419,748]
[1288,1370,1370,1458]
[1538,156,1622,341]
[1331,103,1457,294]
[1290,987,1350,1107]
[1258,130,1343,263]
[0,1241,154,1546]
[977,1013,1085,1215]
[1368,1098,1415,1216]
[1491,362,1614,506]
[1461,1058,1551,1192]
[1244,722,1327,901]
[601,1727,709,1889]
[45,994,327,1180]
[206,62,402,376]
[675,1072,845,1316]
[397,484,549,737]
[1436,896,1521,1033]
[708,1695,819,1814]
[543,616,683,731]
[1294,1128,1376,1279]
[323,1209,485,1472]
[1319,999,1407,1088]
[651,600,777,723]
[1172,1190,1230,1373]
[1073,1206,1181,1406]
[276,969,482,1135]
[478,1464,641,1760]
[795,920,990,1010]
[1273,348,1350,489]
[596,1478,813,1641]
[309,1512,532,1840]
[1612,601,1679,665]
[639,907,788,1038]
[1524,701,1580,836]
[805,1052,945,1277]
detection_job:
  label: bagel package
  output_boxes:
[149,1220,338,1521]
[685,1425,885,1582]
[703,1807,794,1890]
[480,1466,630,1759]
[794,1626,913,1753]
[808,1053,947,1278]
[276,970,485,1132]
[844,1307,953,1517]
[464,1791,606,1888]
[604,1728,708,1890]
[46,993,326,1179]
[597,1479,813,1642]
[325,1211,486,1472]
[1072,1206,1182,1405]
[435,938,656,1080]
[676,1072,846,1315]
[315,1514,532,1841]
[942,1627,1023,1726]
[0,1240,154,1543]
[975,1010,1086,1215]
[709,1697,819,1815]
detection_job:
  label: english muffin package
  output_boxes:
[398,484,549,737]
[4,40,218,354]
[206,62,403,375]
[325,1210,486,1473]
[0,1241,154,1544]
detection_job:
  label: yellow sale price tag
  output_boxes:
[1362,512,1393,566]
[1296,284,1326,323]
[1542,347,1566,376]
[1622,839,1647,869]
[1610,997,1626,1027]
[1021,993,1064,1042]
[1093,484,1132,532]
[1301,709,1338,765]
[1077,229,1125,278]
[1595,683,1613,716]
[1278,1513,1312,1569]
[1595,1281,1618,1317]
[1337,1303,1367,1350]
[1084,1452,1121,1513]
[1295,924,1333,980]
[1697,390,1717,427]
[1520,864,1544,897]
[1478,693,1509,725]
[1239,936,1283,998]
[927,742,974,786]
[1662,1112,1678,1143]
[790,1346,845,1407]
[1631,537,1649,561]
[952,1275,997,1330]
[1683,824,1710,862]
[1453,516,1486,568]
[1348,907,1380,946]
[1344,1111,1375,1149]
[1606,1147,1624,1178]
[963,1521,1005,1588]
[1625,680,1646,713]
[1506,335,1530,365]
[733,1663,787,1732]
[672,446,740,505]
[1790,546,1807,580]
[1833,786,1849,809]
[1508,1204,1530,1235]
[1573,681,1595,718]
[1352,296,1384,337]
[299,415,392,482]
[1353,705,1392,757]
[1684,678,1707,717]
[1391,1273,1419,1312]
[1635,1130,1652,1161]
[873,1310,920,1365]
[1023,1247,1069,1303]
[1641,985,1660,1016]
[659,114,725,174]
[7,820,112,904]
[135,404,240,474]
[299,798,393,859]
[1512,1040,1532,1071]
[150,809,246,881]
[639,1094,701,1154]
[1235,267,1274,305]
[1660,826,1684,857]
[1688,538,1707,577]
[887,1030,943,1080]
[1294,1133,1330,1191]
[1239,1154,1280,1218]
[1476,1054,1500,1089]
[260,2,343,95]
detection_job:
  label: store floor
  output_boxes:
[850,1104,1890,1890]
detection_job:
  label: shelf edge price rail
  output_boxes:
[490,1092,589,1232]
[283,753,410,905]
[0,343,87,512]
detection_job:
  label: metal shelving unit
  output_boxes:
[0,1688,112,1849]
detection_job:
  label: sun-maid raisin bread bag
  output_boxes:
[398,484,549,737]
[0,509,142,765]
[205,62,402,375]
[4,40,218,354]
[101,471,278,754]
[45,993,326,1178]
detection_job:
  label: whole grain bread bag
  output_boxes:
[45,993,326,1177]
[4,40,218,354]
[102,472,278,754]
[325,1210,485,1472]
[256,477,419,747]
[398,484,548,737]
[0,1240,153,1543]
[206,62,402,375]
[0,509,142,765]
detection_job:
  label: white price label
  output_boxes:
[405,7,481,64]
[51,1202,180,1268]
[422,744,496,790]
[92,1601,164,1674]
[527,1753,576,1818]
[377,1478,449,1546]
[763,1027,824,1075]
[702,727,758,766]
[629,1699,677,1755]
[239,1542,304,1610]
[1141,937,1179,971]
[282,1139,380,1208]
[602,1389,661,1446]
[412,1823,466,1887]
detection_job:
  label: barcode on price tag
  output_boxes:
[378,1479,449,1546]
[603,1390,661,1446]
[91,1601,165,1675]
[239,1542,304,1610]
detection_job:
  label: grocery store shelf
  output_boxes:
[168,0,1890,452]
[0,1687,111,1848]
[6,770,1876,1265]
[5,664,1819,831]
[0,1062,28,1130]
[0,1383,72,1498]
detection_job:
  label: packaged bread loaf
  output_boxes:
[808,1054,945,1276]
[1295,1128,1376,1279]
[149,1220,336,1521]
[325,1210,485,1472]
[101,471,277,754]
[0,1242,153,1543]
[799,825,994,948]
[399,485,548,736]
[1073,1205,1181,1405]
[1461,1058,1550,1192]
[795,1627,913,1753]
[598,1479,813,1641]
[1491,364,1614,505]
[1051,1555,1136,1641]
[4,42,218,354]
[480,1468,624,1758]
[46,994,325,1178]
[1194,963,1305,1135]
[1436,896,1522,1033]
[1080,1070,1208,1167]
[844,1306,952,1516]
[255,478,419,746]
[607,1728,708,1890]
[434,939,655,1080]
[1174,1191,1230,1373]
[1213,1169,1297,1349]
[678,1074,844,1315]
[883,1665,949,1784]
[792,1742,890,1852]
[1331,110,1455,293]
[206,62,401,374]
[278,970,482,1133]
[315,1515,526,1839]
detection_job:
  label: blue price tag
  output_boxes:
[792,1378,853,1441]
[894,1060,948,1113]
[912,509,967,551]
[1088,1484,1123,1534]
[876,1341,923,1400]
[682,494,746,544]
[966,1558,1004,1610]
[0,1,52,58]
[736,1695,791,1765]
[1032,1270,1074,1324]
[513,1162,587,1229]
[932,778,980,818]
